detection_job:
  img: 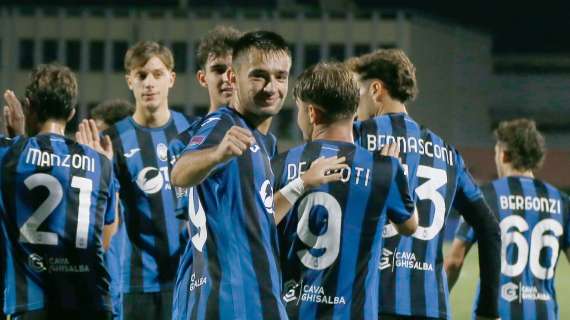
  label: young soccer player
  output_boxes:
[0,64,117,319]
[172,30,327,319]
[104,41,197,319]
[273,61,418,319]
[349,49,501,319]
[446,119,570,320]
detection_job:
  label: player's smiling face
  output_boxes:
[232,49,291,119]
[127,56,175,114]
[198,53,233,107]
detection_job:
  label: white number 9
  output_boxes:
[296,192,342,270]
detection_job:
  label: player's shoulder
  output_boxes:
[273,143,307,165]
[195,107,237,129]
[104,115,132,140]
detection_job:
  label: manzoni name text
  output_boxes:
[26,148,95,173]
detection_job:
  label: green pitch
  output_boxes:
[446,244,570,319]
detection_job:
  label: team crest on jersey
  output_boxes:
[259,180,274,214]
[156,143,168,161]
[28,253,46,273]
[136,167,164,194]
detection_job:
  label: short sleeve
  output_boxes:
[453,152,483,210]
[181,113,234,155]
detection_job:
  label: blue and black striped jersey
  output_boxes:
[455,176,570,320]
[173,107,287,320]
[272,140,414,320]
[354,113,483,319]
[105,111,197,293]
[170,114,279,320]
[0,134,116,315]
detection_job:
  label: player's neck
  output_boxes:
[133,106,171,128]
[231,101,272,134]
[502,166,534,179]
[377,100,407,116]
[37,120,66,136]
[311,120,354,143]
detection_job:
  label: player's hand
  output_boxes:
[300,156,348,189]
[380,142,400,158]
[76,119,113,160]
[213,126,255,163]
[3,90,26,137]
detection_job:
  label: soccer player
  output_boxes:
[349,49,501,319]
[0,64,117,319]
[445,119,570,320]
[104,41,197,319]
[273,62,418,319]
[169,25,242,320]
[171,30,298,319]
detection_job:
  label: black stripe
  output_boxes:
[315,142,356,320]
[482,183,500,220]
[237,135,280,319]
[506,177,524,319]
[135,126,174,288]
[532,179,551,319]
[378,115,407,314]
[199,187,221,319]
[409,128,436,317]
[350,154,394,318]
[360,119,379,151]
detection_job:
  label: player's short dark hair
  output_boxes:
[196,25,242,70]
[91,99,134,127]
[293,62,359,122]
[232,30,291,67]
[25,63,78,122]
[124,41,174,73]
[349,48,418,103]
[495,118,546,171]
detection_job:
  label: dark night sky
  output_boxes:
[365,1,570,54]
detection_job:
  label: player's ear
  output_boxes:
[196,70,208,88]
[227,67,236,86]
[125,73,133,90]
[501,149,511,164]
[307,104,317,125]
[371,80,383,103]
[67,108,76,122]
[169,71,176,88]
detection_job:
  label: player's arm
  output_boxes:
[382,143,417,235]
[102,197,119,250]
[171,126,254,188]
[444,238,474,290]
[274,156,347,225]
[454,183,500,317]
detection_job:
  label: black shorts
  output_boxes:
[9,308,112,320]
[122,290,173,320]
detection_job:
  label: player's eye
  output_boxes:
[211,65,227,74]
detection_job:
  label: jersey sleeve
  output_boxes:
[104,167,118,225]
[454,217,477,244]
[452,152,483,210]
[270,152,289,191]
[181,113,234,154]
[386,158,415,224]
